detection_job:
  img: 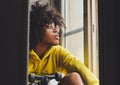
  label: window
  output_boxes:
[61,0,84,63]
[61,0,99,78]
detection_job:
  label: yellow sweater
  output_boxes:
[28,45,99,85]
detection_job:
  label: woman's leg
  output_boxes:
[58,72,84,85]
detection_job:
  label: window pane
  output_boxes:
[66,0,83,32]
[62,0,84,63]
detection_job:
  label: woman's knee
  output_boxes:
[59,72,84,85]
[67,72,81,78]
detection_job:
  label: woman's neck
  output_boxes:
[34,43,50,57]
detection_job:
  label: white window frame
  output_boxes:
[84,0,99,78]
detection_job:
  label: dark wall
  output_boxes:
[98,0,119,85]
[0,0,28,85]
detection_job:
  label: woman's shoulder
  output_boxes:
[51,45,69,54]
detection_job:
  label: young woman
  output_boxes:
[29,1,99,85]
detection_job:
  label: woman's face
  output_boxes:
[41,23,60,46]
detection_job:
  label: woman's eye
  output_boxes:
[48,26,53,29]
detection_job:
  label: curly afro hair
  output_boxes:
[30,1,65,49]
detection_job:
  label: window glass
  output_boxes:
[61,0,84,63]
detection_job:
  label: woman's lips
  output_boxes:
[54,34,59,40]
